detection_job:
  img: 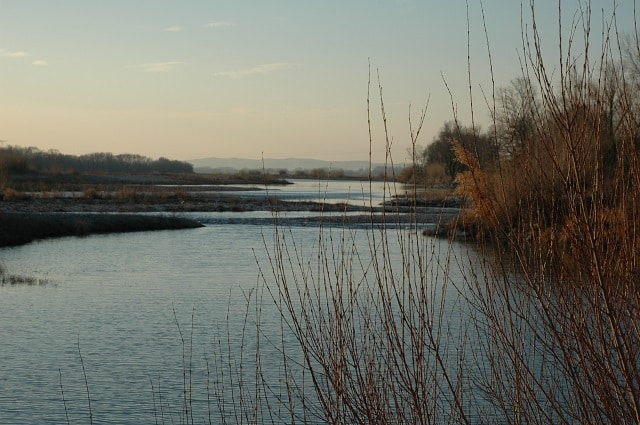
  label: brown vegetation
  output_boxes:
[254,1,640,423]
[447,2,640,422]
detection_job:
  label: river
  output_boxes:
[0,179,480,424]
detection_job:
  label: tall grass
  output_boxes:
[448,0,640,422]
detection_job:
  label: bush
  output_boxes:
[82,187,101,199]
[265,2,640,423]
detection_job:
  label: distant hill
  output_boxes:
[188,157,390,173]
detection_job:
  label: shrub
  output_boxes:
[82,187,100,199]
[266,2,640,423]
[2,187,20,200]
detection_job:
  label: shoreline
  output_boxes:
[0,212,204,247]
[0,188,461,247]
[0,194,363,247]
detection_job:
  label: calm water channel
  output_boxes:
[0,180,475,424]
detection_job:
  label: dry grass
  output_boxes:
[446,1,640,422]
[257,1,640,423]
[0,264,49,286]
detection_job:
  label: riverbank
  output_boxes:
[0,191,358,247]
[0,176,461,246]
[0,212,204,247]
[0,199,461,247]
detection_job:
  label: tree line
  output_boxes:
[401,62,636,187]
[0,145,193,175]
[398,76,539,185]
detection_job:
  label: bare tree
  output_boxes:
[493,77,538,156]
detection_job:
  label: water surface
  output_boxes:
[0,180,469,423]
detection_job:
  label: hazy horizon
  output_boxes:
[1,1,633,163]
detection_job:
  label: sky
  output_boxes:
[0,1,636,163]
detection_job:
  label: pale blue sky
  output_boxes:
[0,1,634,162]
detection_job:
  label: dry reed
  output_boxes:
[257,1,640,423]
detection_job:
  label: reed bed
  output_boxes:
[247,1,640,423]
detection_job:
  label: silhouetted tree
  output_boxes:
[423,121,497,178]
[0,146,193,174]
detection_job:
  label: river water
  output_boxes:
[0,180,480,424]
